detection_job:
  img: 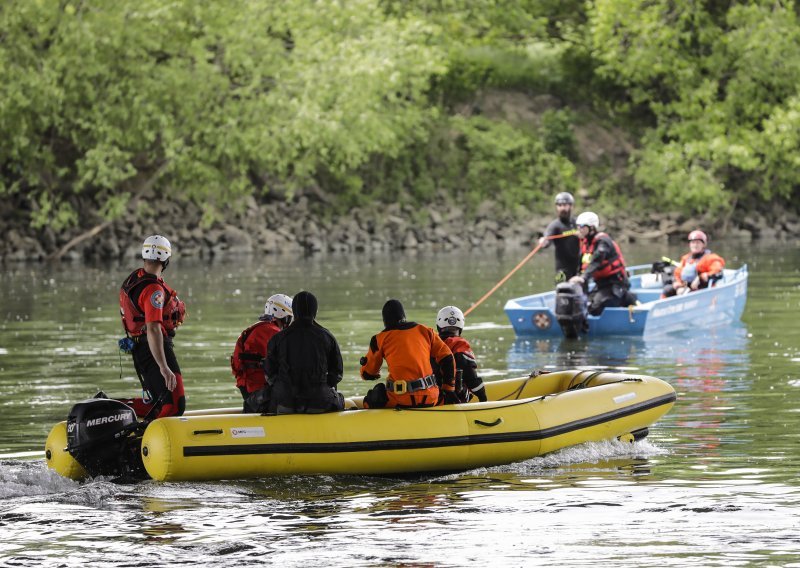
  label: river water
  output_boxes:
[1,239,799,566]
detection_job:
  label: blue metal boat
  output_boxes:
[504,264,748,337]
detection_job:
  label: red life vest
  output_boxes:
[444,336,475,361]
[580,232,627,281]
[231,320,281,392]
[119,269,185,337]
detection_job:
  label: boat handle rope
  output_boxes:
[497,374,539,401]
[474,418,502,427]
[568,370,604,390]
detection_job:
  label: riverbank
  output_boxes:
[2,190,798,262]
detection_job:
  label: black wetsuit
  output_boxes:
[543,217,580,281]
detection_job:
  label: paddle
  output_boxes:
[464,230,578,317]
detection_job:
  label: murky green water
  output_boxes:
[2,240,800,566]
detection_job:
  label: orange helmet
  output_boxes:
[688,230,707,244]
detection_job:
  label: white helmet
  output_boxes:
[142,235,172,261]
[575,212,599,229]
[436,305,465,331]
[264,293,293,321]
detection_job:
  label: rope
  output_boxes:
[464,230,578,317]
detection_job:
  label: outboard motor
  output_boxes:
[554,282,588,339]
[651,259,675,287]
[66,397,145,480]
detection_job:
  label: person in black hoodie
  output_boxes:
[263,291,345,414]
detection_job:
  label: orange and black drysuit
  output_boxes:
[579,231,636,316]
[119,268,186,419]
[231,319,282,405]
[361,323,455,409]
[433,333,487,403]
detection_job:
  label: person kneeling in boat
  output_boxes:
[432,306,487,404]
[361,299,455,409]
[662,230,725,298]
[569,212,637,316]
[231,293,293,412]
[263,291,345,414]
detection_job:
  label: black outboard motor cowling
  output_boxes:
[66,398,144,479]
[555,282,588,339]
[651,261,675,287]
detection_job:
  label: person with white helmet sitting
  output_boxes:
[231,293,293,412]
[662,230,726,297]
[433,306,487,403]
[569,212,636,316]
[538,192,581,283]
[119,235,187,418]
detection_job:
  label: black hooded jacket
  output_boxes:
[263,291,343,412]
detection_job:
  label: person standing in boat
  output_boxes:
[569,212,637,316]
[360,299,455,409]
[231,293,293,412]
[432,305,487,403]
[263,291,345,414]
[538,192,581,283]
[119,235,186,418]
[662,230,726,297]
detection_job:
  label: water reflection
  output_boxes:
[506,322,751,377]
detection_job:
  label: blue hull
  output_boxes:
[504,264,748,337]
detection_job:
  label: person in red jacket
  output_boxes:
[663,230,726,297]
[361,299,455,409]
[119,235,186,419]
[231,293,293,411]
[432,305,487,403]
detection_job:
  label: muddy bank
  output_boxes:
[1,192,798,263]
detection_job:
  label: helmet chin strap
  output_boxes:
[161,258,170,271]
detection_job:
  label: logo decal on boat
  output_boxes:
[533,313,551,329]
[613,392,637,404]
[231,427,265,438]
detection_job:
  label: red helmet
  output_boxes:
[688,230,707,244]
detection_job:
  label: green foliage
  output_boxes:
[2,0,799,234]
[446,115,577,210]
[540,109,577,159]
[590,0,800,214]
[0,0,447,229]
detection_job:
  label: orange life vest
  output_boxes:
[674,250,726,287]
[580,232,627,281]
[119,269,185,337]
[231,320,281,393]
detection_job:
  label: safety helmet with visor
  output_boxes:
[262,293,293,324]
[436,305,465,332]
[687,230,708,245]
[575,212,600,229]
[142,235,172,263]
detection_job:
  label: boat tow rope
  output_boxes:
[464,230,578,317]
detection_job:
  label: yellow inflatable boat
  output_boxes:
[45,370,676,482]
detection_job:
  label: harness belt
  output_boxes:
[387,375,436,395]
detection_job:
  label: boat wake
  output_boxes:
[436,438,667,481]
[0,459,80,499]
